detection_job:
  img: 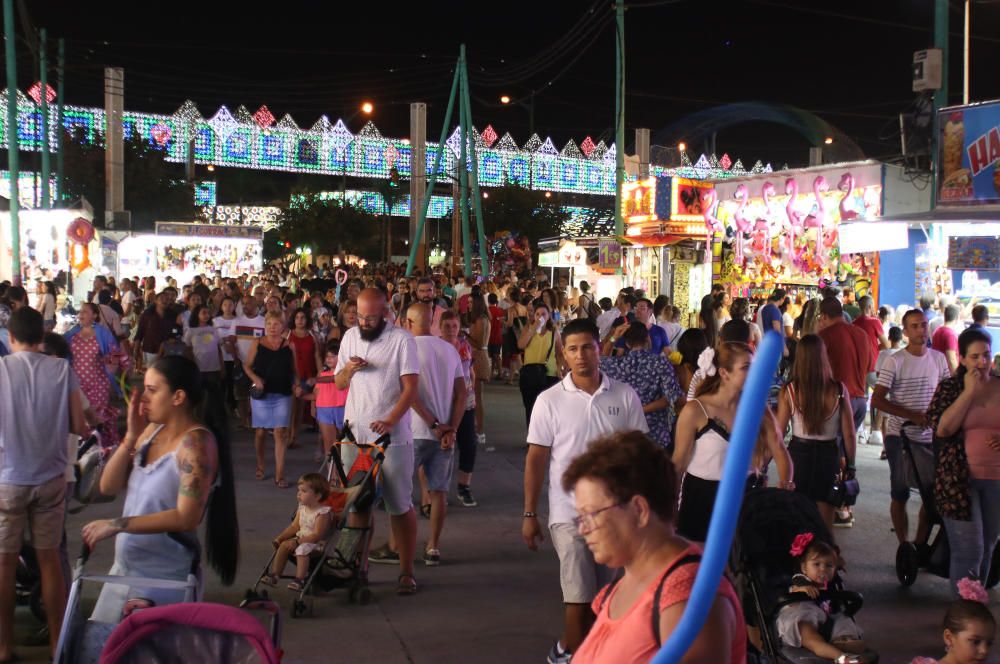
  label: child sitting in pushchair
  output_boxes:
[777,533,869,664]
[261,473,332,591]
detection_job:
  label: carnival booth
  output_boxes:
[0,206,101,302]
[708,162,887,302]
[621,176,715,315]
[116,222,263,285]
[538,237,623,303]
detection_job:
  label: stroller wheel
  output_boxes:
[896,542,919,587]
[28,582,45,623]
[243,588,260,603]
[291,598,307,619]
[357,586,372,605]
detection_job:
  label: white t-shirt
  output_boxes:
[213,315,238,362]
[876,348,950,443]
[527,373,648,525]
[409,336,463,441]
[121,290,137,316]
[232,314,265,364]
[336,325,419,445]
[185,325,222,373]
[782,311,794,332]
[875,347,901,377]
[657,321,684,351]
[596,309,620,339]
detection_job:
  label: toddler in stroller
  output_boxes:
[261,473,333,591]
[777,533,867,663]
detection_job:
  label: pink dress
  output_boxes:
[71,333,119,447]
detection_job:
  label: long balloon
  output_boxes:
[651,330,783,664]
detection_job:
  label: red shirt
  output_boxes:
[932,325,959,355]
[488,305,505,346]
[852,315,882,371]
[819,321,874,397]
[287,331,317,379]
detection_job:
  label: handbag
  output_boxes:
[247,339,286,400]
[827,474,860,507]
[519,330,558,388]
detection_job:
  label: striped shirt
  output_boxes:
[877,348,950,443]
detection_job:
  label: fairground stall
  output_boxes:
[538,236,624,303]
[116,222,263,284]
[621,176,715,316]
[709,162,889,304]
[0,205,102,303]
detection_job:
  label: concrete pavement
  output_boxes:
[14,382,995,662]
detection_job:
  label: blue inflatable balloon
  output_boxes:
[650,331,783,664]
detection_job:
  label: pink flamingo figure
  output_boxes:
[732,184,752,265]
[701,189,724,235]
[785,178,805,255]
[752,182,775,260]
[838,172,859,221]
[803,176,829,266]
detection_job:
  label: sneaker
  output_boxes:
[368,543,400,565]
[423,548,441,566]
[869,430,883,446]
[477,432,495,452]
[834,511,855,528]
[547,641,572,664]
[458,486,478,507]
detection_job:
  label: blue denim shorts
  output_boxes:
[414,438,455,493]
[884,434,935,502]
[316,406,345,429]
[251,393,292,429]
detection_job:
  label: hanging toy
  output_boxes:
[732,185,752,266]
[803,176,829,268]
[701,189,724,235]
[335,268,348,303]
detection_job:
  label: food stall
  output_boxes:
[538,237,622,303]
[621,176,715,314]
[116,222,263,284]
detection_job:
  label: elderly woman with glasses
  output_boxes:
[562,430,747,664]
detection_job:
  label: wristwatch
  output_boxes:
[431,419,441,430]
[523,511,537,518]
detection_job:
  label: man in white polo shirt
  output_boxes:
[522,318,647,664]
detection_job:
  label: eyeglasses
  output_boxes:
[572,502,625,534]
[358,314,382,324]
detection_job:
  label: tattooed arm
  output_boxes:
[82,429,218,548]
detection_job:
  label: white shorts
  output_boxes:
[339,439,414,516]
[549,522,616,604]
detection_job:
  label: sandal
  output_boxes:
[419,503,431,519]
[259,573,278,587]
[255,467,265,481]
[287,578,306,591]
[396,573,417,596]
[275,478,290,489]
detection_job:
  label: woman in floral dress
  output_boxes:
[65,302,127,447]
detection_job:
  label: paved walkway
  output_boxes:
[14,383,993,662]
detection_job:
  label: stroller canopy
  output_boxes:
[100,602,280,664]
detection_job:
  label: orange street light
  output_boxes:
[544,191,552,198]
[678,142,687,152]
[361,101,374,115]
[500,95,511,104]
[824,137,834,145]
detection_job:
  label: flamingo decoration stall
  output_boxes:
[838,172,859,221]
[803,176,829,267]
[732,185,753,266]
[784,178,805,255]
[752,182,775,260]
[701,189,725,236]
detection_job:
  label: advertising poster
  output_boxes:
[938,100,1000,205]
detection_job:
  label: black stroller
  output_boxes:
[731,488,877,664]
[893,425,1000,587]
[244,423,390,618]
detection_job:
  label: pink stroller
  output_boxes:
[99,601,283,663]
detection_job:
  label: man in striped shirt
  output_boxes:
[872,309,950,555]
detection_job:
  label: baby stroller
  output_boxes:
[55,543,201,663]
[893,424,1000,587]
[731,488,877,664]
[98,601,282,663]
[244,423,391,618]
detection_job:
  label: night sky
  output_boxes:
[14,1,1000,168]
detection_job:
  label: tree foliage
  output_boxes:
[274,193,382,262]
[478,183,569,251]
[60,130,194,230]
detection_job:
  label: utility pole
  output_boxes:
[4,0,21,284]
[931,0,949,208]
[56,38,64,203]
[963,0,970,105]
[39,29,50,208]
[613,1,626,239]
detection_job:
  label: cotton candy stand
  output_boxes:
[650,331,783,664]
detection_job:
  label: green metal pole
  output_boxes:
[56,38,64,203]
[459,56,488,273]
[39,28,50,208]
[405,64,461,276]
[458,48,473,278]
[931,0,949,208]
[613,1,625,238]
[4,0,21,285]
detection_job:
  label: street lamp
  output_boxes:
[824,137,834,145]
[500,95,511,105]
[678,142,687,152]
[361,101,374,115]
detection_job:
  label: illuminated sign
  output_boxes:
[621,176,714,244]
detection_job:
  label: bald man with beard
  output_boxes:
[335,288,421,594]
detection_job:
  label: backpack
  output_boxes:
[581,293,601,320]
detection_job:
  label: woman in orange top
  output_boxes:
[563,431,747,664]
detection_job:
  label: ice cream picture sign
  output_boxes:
[939,100,1000,206]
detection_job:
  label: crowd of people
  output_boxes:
[0,264,996,663]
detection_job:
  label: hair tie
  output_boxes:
[789,532,814,557]
[957,577,989,604]
[697,347,717,377]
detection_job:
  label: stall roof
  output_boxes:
[877,206,1000,224]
